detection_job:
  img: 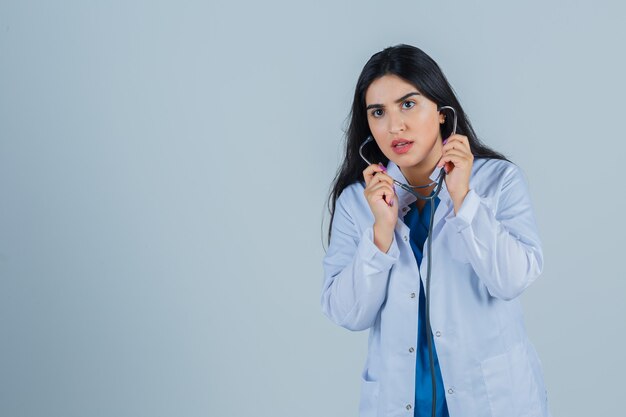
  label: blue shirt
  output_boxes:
[403,196,450,417]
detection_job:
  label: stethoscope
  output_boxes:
[358,105,457,417]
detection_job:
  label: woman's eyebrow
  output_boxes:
[366,92,421,110]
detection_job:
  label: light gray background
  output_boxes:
[1,1,624,416]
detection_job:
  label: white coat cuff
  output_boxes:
[446,188,482,232]
[357,226,400,269]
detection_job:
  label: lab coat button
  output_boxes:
[403,235,408,242]
[406,404,412,410]
[409,347,414,353]
[435,331,441,337]
[448,388,454,394]
[410,292,416,298]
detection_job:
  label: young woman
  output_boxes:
[321,44,550,417]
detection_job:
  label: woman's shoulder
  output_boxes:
[472,157,518,177]
[334,180,374,223]
[470,157,530,197]
[337,180,367,204]
[471,157,527,184]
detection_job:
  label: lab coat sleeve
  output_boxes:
[445,164,544,301]
[321,189,400,331]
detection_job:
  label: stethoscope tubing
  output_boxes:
[357,105,458,417]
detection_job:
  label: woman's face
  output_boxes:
[365,74,445,170]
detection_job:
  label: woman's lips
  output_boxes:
[392,141,413,154]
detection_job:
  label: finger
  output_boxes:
[371,172,395,189]
[362,163,388,187]
[437,152,472,169]
[363,163,385,178]
[368,180,395,197]
[441,148,470,159]
[437,148,468,167]
[439,146,472,167]
[370,181,396,197]
[365,167,395,189]
[442,137,471,154]
[443,134,469,145]
[368,183,396,206]
[439,149,470,162]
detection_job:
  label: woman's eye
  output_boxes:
[372,109,384,117]
[403,101,415,109]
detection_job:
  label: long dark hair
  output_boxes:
[325,44,510,247]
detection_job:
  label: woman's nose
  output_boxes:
[388,111,405,134]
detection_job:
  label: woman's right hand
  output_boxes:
[363,163,398,232]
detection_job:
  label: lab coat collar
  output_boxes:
[385,160,453,231]
[385,160,451,205]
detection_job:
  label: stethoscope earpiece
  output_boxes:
[437,105,457,137]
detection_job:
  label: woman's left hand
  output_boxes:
[436,134,474,214]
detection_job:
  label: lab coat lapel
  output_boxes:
[386,161,453,239]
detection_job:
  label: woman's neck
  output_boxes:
[399,150,440,190]
[401,164,435,186]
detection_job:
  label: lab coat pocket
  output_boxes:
[481,343,542,417]
[359,368,380,417]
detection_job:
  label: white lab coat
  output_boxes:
[321,157,551,417]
